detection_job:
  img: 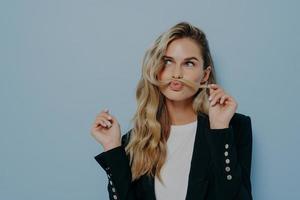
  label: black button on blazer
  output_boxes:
[95,112,253,200]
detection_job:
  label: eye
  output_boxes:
[185,61,195,67]
[164,59,172,65]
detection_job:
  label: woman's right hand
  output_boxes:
[90,108,121,151]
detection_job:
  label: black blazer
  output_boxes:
[94,112,253,200]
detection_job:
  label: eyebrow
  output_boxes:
[163,56,199,62]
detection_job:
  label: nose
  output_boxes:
[172,65,183,79]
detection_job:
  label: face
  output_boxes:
[157,37,210,102]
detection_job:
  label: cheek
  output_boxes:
[186,71,202,82]
[157,71,162,80]
[194,75,202,83]
[160,66,175,78]
[158,69,167,80]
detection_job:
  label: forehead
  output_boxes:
[164,38,202,60]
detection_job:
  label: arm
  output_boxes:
[205,115,253,200]
[94,130,136,200]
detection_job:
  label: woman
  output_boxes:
[91,22,253,200]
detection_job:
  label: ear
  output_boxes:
[200,66,212,84]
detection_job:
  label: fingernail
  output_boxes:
[208,96,212,101]
[108,116,112,120]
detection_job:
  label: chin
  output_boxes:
[162,91,193,102]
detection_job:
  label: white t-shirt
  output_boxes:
[155,120,198,200]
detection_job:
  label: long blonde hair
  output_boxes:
[125,22,217,183]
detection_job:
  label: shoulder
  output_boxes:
[198,111,253,144]
[230,112,251,125]
[198,111,252,129]
[230,112,252,130]
[121,113,253,146]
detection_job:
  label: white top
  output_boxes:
[154,120,198,200]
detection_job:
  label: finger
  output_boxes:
[97,111,113,121]
[208,84,221,90]
[96,117,112,128]
[102,112,113,121]
[208,88,218,101]
[220,94,229,104]
[208,84,224,93]
[101,118,112,127]
[210,91,225,106]
[208,85,223,98]
[100,119,110,127]
[94,119,107,128]
[208,83,217,88]
[208,85,217,96]
[208,90,222,102]
[224,96,236,105]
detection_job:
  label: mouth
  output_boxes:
[169,80,183,91]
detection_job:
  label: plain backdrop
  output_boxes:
[1,0,299,199]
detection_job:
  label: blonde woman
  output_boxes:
[91,22,253,200]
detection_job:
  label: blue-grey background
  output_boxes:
[1,0,299,199]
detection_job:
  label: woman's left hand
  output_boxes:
[208,84,238,129]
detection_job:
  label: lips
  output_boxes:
[169,80,183,91]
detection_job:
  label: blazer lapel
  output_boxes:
[135,174,156,200]
[185,113,211,200]
[137,113,211,200]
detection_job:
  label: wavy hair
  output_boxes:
[125,22,217,184]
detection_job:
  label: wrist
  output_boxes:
[103,142,121,152]
[210,122,229,129]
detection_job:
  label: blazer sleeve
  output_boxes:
[94,131,136,200]
[205,115,253,200]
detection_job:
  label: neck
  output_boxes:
[165,98,197,125]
